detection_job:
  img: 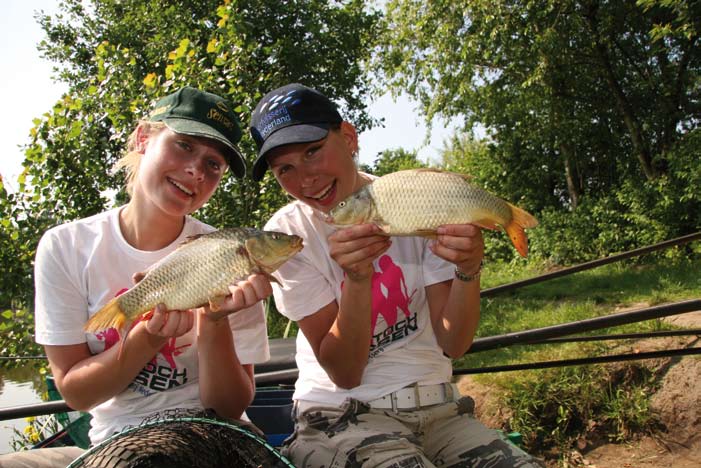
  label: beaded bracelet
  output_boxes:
[454,262,482,282]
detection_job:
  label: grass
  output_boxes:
[453,254,700,459]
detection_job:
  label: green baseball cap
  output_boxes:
[148,86,246,178]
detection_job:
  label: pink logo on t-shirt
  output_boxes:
[342,255,417,332]
[151,337,190,369]
[370,255,416,331]
[96,328,120,351]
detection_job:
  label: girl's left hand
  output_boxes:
[430,224,484,275]
[200,273,274,321]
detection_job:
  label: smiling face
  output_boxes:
[132,126,228,219]
[266,122,369,213]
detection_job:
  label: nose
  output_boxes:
[298,166,318,188]
[184,157,205,181]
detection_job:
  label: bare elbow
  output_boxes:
[332,375,363,389]
[62,395,96,412]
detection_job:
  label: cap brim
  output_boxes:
[163,119,246,179]
[252,123,331,181]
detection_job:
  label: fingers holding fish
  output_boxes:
[227,273,274,312]
[144,304,194,338]
[328,224,391,281]
[431,224,484,273]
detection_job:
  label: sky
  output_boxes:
[0,1,460,193]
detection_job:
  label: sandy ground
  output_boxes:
[457,309,701,467]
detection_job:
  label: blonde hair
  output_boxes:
[113,121,166,196]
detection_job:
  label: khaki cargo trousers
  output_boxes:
[282,397,545,468]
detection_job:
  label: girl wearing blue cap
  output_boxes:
[1,87,270,467]
[251,83,544,468]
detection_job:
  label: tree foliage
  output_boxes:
[370,148,427,176]
[378,0,700,262]
[0,0,380,340]
[378,0,699,189]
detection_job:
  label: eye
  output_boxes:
[337,201,346,208]
[207,159,222,172]
[276,165,292,176]
[175,140,192,151]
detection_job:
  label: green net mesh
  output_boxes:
[68,409,295,468]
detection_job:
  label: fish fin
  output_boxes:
[84,297,127,333]
[414,167,473,181]
[472,219,500,231]
[376,223,393,235]
[209,295,227,312]
[182,233,206,244]
[116,311,152,360]
[504,203,539,257]
[261,271,281,285]
[414,229,438,239]
[508,202,539,229]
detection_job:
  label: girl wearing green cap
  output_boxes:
[1,87,270,467]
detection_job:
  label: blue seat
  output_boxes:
[248,387,295,447]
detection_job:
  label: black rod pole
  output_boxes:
[467,299,701,354]
[527,329,701,345]
[455,347,701,375]
[0,401,72,421]
[481,231,701,298]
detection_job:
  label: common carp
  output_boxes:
[85,228,303,334]
[327,169,538,257]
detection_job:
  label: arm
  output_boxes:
[426,224,484,358]
[196,273,272,419]
[46,306,193,411]
[297,223,391,389]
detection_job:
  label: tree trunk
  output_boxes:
[582,1,657,180]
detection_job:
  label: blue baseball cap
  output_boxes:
[249,84,342,181]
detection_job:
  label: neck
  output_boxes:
[119,199,186,251]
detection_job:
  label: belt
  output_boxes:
[367,383,460,411]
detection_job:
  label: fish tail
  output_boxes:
[84,297,128,333]
[117,310,155,360]
[504,203,539,258]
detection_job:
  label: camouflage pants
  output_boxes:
[282,397,545,468]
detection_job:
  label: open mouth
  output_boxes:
[168,177,194,196]
[307,181,336,205]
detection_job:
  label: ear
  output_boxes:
[135,123,150,153]
[339,121,359,154]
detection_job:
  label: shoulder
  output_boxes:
[184,215,216,235]
[265,201,315,232]
[38,209,116,249]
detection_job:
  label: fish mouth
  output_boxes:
[167,177,194,196]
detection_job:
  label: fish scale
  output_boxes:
[85,227,303,335]
[328,169,538,257]
[372,171,514,233]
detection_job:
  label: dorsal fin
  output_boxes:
[413,167,472,181]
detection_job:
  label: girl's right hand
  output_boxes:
[328,223,391,281]
[144,303,194,338]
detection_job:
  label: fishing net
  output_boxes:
[67,408,295,468]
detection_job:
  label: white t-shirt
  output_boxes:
[264,200,455,407]
[34,207,270,444]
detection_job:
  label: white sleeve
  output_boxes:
[264,208,336,322]
[422,239,456,286]
[34,230,89,345]
[228,302,270,365]
[269,250,336,322]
